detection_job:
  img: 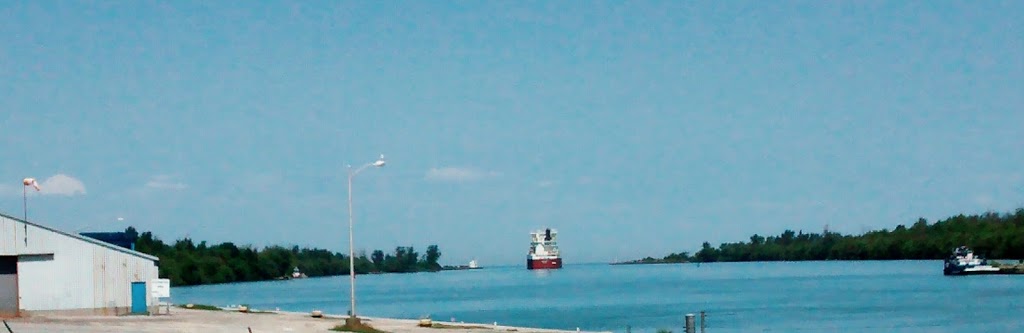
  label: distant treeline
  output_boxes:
[128,229,443,286]
[624,208,1024,264]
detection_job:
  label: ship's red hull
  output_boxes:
[527,258,562,269]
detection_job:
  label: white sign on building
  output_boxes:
[151,278,171,298]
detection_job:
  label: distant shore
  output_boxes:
[441,265,483,271]
[609,258,689,265]
[626,208,1024,265]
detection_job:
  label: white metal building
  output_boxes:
[0,212,159,317]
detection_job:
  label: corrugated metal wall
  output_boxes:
[0,214,159,312]
[0,215,20,255]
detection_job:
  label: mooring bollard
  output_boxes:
[685,313,695,333]
[699,311,706,333]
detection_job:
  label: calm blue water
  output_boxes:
[172,261,1024,333]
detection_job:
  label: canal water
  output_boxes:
[172,261,1024,333]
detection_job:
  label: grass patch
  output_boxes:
[430,323,493,329]
[177,303,222,311]
[331,320,388,333]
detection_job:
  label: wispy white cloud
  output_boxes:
[537,180,555,188]
[748,198,829,212]
[425,167,500,182]
[975,172,1022,184]
[974,194,995,207]
[145,175,188,190]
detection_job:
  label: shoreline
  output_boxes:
[609,261,689,265]
[4,307,610,333]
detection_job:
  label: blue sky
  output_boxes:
[1,1,1021,265]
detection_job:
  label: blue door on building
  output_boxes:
[130,281,147,314]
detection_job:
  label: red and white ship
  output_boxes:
[527,228,562,269]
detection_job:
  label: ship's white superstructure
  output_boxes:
[528,228,562,269]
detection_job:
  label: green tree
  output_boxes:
[424,245,442,271]
[695,242,719,262]
[371,250,385,269]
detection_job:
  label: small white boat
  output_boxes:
[291,266,308,279]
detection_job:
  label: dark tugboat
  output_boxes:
[944,246,999,275]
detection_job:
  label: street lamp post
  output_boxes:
[346,154,386,325]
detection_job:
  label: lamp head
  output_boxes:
[373,154,386,167]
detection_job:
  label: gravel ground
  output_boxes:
[2,308,608,333]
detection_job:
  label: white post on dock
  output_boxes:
[699,311,706,333]
[685,313,695,333]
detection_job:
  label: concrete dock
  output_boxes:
[993,262,1024,274]
[2,308,608,333]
